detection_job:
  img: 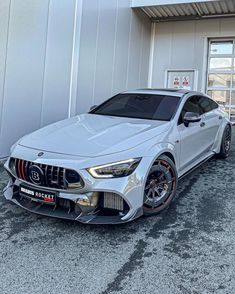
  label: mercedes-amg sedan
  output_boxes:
[3,89,232,224]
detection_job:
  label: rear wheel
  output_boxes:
[217,125,231,159]
[143,155,178,216]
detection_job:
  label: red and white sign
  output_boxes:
[167,70,195,91]
[173,76,180,88]
[182,76,190,89]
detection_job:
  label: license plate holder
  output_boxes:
[19,185,56,205]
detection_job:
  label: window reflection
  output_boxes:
[209,58,232,71]
[230,108,235,122]
[231,91,235,106]
[208,40,235,121]
[207,90,230,105]
[208,74,231,87]
[210,41,233,55]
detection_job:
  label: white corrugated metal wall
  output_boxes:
[150,17,235,90]
[0,0,76,158]
[75,0,151,114]
[133,0,235,122]
[0,0,151,159]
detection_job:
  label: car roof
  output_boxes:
[122,88,200,97]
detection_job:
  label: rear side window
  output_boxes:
[198,97,211,113]
[210,99,219,110]
[198,96,219,113]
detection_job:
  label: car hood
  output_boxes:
[19,114,170,157]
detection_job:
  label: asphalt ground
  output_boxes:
[0,128,234,294]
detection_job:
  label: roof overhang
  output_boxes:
[131,0,235,22]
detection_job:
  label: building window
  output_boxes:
[207,40,235,122]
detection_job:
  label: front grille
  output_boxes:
[10,158,84,191]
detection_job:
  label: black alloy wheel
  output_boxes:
[143,155,178,215]
[217,125,232,159]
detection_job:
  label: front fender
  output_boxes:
[143,141,179,171]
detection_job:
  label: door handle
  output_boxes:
[200,122,205,127]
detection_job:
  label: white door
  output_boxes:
[177,96,211,172]
[197,96,222,148]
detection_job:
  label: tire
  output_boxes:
[143,155,178,216]
[217,124,232,159]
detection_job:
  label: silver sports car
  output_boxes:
[3,89,232,224]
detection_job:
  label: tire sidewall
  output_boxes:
[143,155,178,216]
[219,124,231,158]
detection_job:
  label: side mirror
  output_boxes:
[183,112,201,127]
[89,105,97,112]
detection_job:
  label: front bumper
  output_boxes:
[3,155,153,224]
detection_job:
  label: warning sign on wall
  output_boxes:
[166,70,196,90]
[173,76,180,88]
[182,76,190,89]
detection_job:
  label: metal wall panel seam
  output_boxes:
[147,22,155,88]
[201,36,208,92]
[68,0,84,118]
[193,20,196,71]
[39,0,51,127]
[169,22,173,68]
[126,9,133,89]
[138,22,144,87]
[0,0,11,145]
[110,0,119,95]
[92,0,101,106]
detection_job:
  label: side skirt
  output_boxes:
[179,153,215,181]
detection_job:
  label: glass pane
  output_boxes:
[230,108,235,121]
[207,90,230,105]
[210,41,233,55]
[233,75,235,88]
[231,91,235,106]
[209,58,232,71]
[224,108,230,116]
[208,74,231,87]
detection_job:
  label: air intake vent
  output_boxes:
[103,192,124,211]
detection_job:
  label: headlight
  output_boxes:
[87,158,141,179]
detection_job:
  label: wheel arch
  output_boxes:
[214,120,232,154]
[156,151,176,165]
[143,151,178,215]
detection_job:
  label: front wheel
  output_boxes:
[217,124,232,159]
[143,155,178,216]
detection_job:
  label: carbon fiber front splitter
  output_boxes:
[9,192,142,225]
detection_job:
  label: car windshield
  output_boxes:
[91,93,180,121]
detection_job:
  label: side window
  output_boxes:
[178,96,202,124]
[198,96,212,113]
[210,99,219,110]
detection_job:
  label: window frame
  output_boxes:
[198,96,219,114]
[178,95,203,125]
[207,39,235,121]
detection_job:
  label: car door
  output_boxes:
[198,96,221,147]
[177,95,210,172]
